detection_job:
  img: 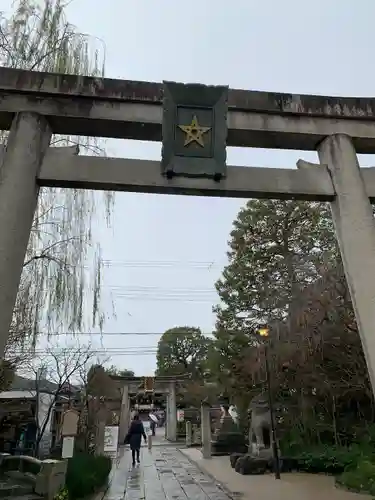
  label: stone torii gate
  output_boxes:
[110,375,187,444]
[1,67,375,394]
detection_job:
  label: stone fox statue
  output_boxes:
[249,394,271,450]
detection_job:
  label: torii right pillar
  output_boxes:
[318,134,375,394]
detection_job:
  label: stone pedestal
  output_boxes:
[211,404,247,456]
[35,459,67,500]
[185,421,192,447]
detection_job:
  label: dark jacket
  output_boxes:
[125,420,147,450]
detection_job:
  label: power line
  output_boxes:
[36,331,214,336]
[8,348,159,355]
[81,260,227,272]
[10,352,157,357]
[109,287,219,303]
[37,294,218,303]
[113,296,216,303]
[107,286,217,292]
[8,347,159,352]
[100,259,226,269]
[39,285,221,303]
[8,340,217,355]
[7,331,216,338]
[109,286,218,302]
[8,336,217,355]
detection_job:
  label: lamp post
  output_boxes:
[258,325,281,480]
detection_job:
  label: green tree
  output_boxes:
[105,366,135,377]
[212,199,339,403]
[214,199,337,333]
[156,327,211,378]
[0,0,114,345]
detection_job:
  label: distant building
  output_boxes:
[0,375,71,457]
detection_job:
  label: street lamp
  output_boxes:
[258,325,281,480]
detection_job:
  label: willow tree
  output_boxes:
[0,0,114,352]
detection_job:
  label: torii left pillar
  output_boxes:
[166,381,177,441]
[0,112,51,356]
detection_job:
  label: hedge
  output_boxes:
[65,453,112,499]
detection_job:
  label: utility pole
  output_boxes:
[258,325,281,480]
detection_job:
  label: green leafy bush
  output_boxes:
[336,460,375,496]
[277,424,375,494]
[53,487,69,500]
[66,453,111,499]
[295,446,365,474]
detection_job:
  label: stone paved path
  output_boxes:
[105,447,233,500]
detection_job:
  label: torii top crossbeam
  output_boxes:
[1,66,375,152]
[2,66,375,202]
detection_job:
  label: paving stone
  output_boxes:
[104,446,232,500]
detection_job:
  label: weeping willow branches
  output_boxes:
[0,0,115,354]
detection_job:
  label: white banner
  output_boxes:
[177,410,184,422]
[62,436,75,459]
[143,421,151,436]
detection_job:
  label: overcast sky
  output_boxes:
[6,0,375,375]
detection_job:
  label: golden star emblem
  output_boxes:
[178,115,211,147]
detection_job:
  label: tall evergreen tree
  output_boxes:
[212,199,339,396]
[214,199,337,333]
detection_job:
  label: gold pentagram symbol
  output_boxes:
[178,115,211,147]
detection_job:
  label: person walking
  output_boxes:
[149,411,158,436]
[124,414,147,466]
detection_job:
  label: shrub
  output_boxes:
[53,487,69,500]
[337,460,375,496]
[295,446,363,474]
[279,440,375,475]
[66,453,111,499]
